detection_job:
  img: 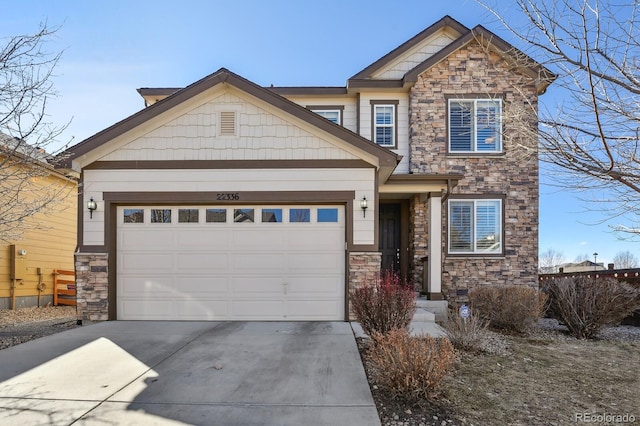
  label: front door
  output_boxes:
[379,203,401,273]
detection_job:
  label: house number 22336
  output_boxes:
[216,193,240,201]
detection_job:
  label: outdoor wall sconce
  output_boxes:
[360,196,368,218]
[87,197,97,219]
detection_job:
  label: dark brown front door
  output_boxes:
[379,203,401,273]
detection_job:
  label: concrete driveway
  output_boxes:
[0,321,379,425]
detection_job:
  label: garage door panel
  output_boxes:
[286,300,342,319]
[117,205,345,321]
[176,253,228,271]
[232,276,284,294]
[232,253,284,271]
[287,276,343,294]
[231,229,285,250]
[173,276,229,294]
[176,230,229,248]
[120,300,175,320]
[120,253,174,272]
[288,253,342,271]
[231,300,285,318]
[119,276,174,296]
[119,230,175,250]
[287,229,343,250]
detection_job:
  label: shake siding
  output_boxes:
[100,93,359,162]
[82,168,376,246]
[370,32,457,80]
[0,173,76,304]
[359,92,410,174]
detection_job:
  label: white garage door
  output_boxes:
[116,205,345,320]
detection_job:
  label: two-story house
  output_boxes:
[62,16,552,322]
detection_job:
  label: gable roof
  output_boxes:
[349,15,469,81]
[62,68,399,169]
[347,16,554,94]
[401,25,556,93]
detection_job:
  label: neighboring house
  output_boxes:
[557,260,607,273]
[0,134,77,309]
[61,16,552,322]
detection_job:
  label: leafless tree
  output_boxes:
[539,248,566,273]
[612,250,639,269]
[0,23,74,242]
[574,253,591,263]
[479,0,640,237]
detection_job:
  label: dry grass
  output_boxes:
[444,335,640,425]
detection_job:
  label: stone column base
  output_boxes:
[75,252,109,322]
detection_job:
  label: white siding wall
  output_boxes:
[99,92,360,162]
[359,92,410,174]
[82,168,375,246]
[281,96,358,133]
[370,32,456,80]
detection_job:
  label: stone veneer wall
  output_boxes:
[409,42,539,303]
[75,252,109,321]
[409,196,428,287]
[348,252,382,319]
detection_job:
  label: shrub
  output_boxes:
[350,270,416,335]
[368,329,456,403]
[442,310,489,353]
[469,285,547,334]
[542,277,640,339]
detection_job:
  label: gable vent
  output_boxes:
[219,111,237,136]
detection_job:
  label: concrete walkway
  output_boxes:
[0,321,379,426]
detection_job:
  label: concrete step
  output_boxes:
[415,298,448,322]
[412,307,435,322]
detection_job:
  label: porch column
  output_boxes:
[427,192,443,300]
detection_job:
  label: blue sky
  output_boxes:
[2,0,637,265]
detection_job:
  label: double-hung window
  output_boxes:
[449,99,502,153]
[371,101,398,147]
[448,199,502,254]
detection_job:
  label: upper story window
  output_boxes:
[448,99,502,153]
[371,100,398,148]
[308,105,344,126]
[448,199,503,255]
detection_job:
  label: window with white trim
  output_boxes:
[373,104,395,147]
[448,199,502,254]
[312,110,341,125]
[448,99,501,153]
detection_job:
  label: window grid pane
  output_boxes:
[315,110,340,124]
[206,209,226,223]
[374,105,395,146]
[262,208,283,223]
[178,209,199,223]
[290,208,311,223]
[151,209,171,223]
[318,208,339,223]
[449,202,473,252]
[123,209,144,223]
[449,99,501,153]
[449,200,501,254]
[449,101,473,151]
[234,209,254,223]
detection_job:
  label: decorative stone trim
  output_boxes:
[348,252,382,320]
[74,252,109,321]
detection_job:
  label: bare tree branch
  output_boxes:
[479,0,640,238]
[0,23,74,242]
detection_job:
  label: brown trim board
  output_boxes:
[97,190,364,320]
[85,159,373,170]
